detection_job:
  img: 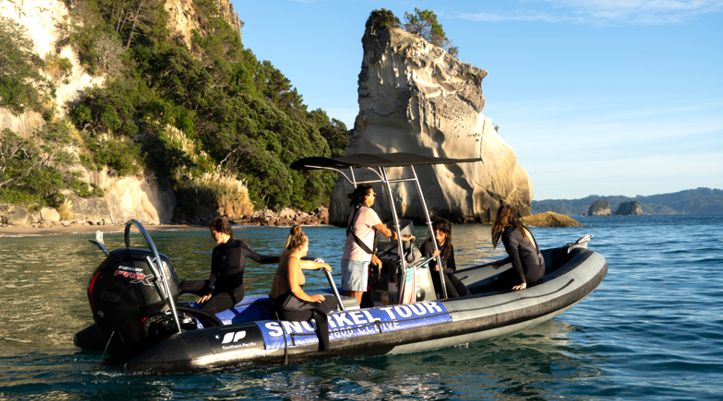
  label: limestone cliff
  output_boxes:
[328,17,532,225]
[0,0,104,128]
[0,0,241,227]
[165,0,241,50]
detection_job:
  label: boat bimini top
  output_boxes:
[291,152,482,300]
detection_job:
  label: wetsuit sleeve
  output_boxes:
[420,240,431,257]
[502,229,527,284]
[240,241,279,264]
[420,240,438,270]
[447,244,456,272]
[208,246,222,292]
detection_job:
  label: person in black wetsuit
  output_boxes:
[491,205,545,291]
[180,217,278,314]
[419,218,469,298]
[270,225,337,351]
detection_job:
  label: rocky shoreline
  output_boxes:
[1,205,583,236]
[0,206,331,235]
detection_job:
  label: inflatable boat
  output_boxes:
[74,153,607,372]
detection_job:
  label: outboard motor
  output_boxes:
[78,220,187,359]
[87,248,180,357]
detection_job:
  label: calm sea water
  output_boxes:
[1,215,722,400]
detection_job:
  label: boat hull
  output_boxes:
[122,247,607,372]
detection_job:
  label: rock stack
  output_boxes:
[327,12,533,225]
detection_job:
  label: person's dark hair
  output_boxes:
[491,204,526,248]
[348,184,374,207]
[209,217,233,239]
[285,225,308,251]
[432,218,453,260]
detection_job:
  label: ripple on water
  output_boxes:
[1,218,722,400]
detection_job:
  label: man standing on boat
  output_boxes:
[342,185,414,306]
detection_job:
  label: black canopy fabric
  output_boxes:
[290,152,482,171]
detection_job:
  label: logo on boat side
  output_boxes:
[256,301,452,350]
[221,330,247,344]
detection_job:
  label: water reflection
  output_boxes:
[150,319,599,401]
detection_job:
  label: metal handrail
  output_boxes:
[124,219,182,334]
[410,166,448,299]
[322,268,345,312]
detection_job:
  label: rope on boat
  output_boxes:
[274,311,289,365]
[100,331,115,360]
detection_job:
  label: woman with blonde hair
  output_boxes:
[491,204,545,291]
[270,225,337,351]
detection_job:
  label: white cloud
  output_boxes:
[456,0,723,25]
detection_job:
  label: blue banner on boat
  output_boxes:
[256,301,452,350]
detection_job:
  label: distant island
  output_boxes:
[532,187,723,216]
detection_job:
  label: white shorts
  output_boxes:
[341,259,370,292]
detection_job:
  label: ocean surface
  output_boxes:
[1,215,722,400]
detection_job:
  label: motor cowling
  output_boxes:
[87,247,180,357]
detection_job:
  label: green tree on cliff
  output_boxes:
[403,8,459,57]
[0,18,51,114]
[63,0,347,215]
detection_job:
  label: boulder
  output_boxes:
[40,207,61,224]
[328,14,532,225]
[522,211,581,227]
[243,207,329,226]
[4,205,29,226]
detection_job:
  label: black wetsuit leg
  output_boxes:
[200,286,244,315]
[180,280,243,314]
[445,273,469,297]
[431,271,469,298]
[275,295,337,351]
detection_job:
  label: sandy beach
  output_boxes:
[0,223,202,236]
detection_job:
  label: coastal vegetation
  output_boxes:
[403,8,459,57]
[63,0,347,213]
[0,18,51,115]
[1,1,348,217]
[1,4,466,223]
[369,8,459,56]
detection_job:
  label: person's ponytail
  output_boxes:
[285,225,308,251]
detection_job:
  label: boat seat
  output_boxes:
[210,290,358,325]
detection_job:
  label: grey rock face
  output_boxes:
[615,201,643,215]
[587,200,612,216]
[328,21,532,225]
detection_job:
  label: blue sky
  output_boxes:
[233,0,723,200]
